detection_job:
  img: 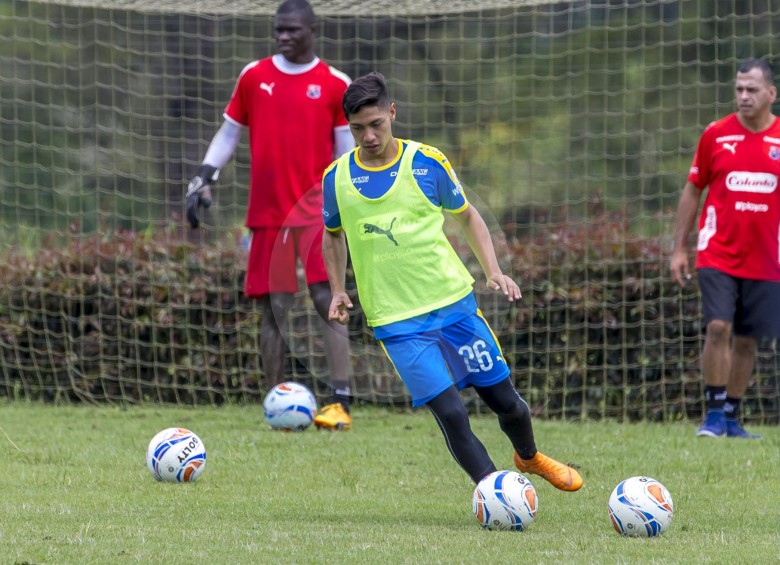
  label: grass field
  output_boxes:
[0,404,778,564]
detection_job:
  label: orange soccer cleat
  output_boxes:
[313,402,352,431]
[514,451,583,492]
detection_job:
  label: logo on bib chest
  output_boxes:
[364,217,398,246]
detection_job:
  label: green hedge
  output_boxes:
[0,218,777,424]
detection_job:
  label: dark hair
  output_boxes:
[342,72,391,118]
[737,59,775,85]
[276,0,315,25]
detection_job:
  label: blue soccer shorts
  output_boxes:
[378,311,511,407]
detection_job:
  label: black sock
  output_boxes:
[332,387,351,412]
[704,386,727,411]
[723,396,741,420]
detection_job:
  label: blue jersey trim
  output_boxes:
[322,140,467,231]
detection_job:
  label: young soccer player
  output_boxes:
[321,71,583,490]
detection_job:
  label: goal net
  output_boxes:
[1,0,778,422]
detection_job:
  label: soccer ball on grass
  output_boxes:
[608,476,674,536]
[146,427,206,483]
[472,470,538,531]
[263,381,318,431]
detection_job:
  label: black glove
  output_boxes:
[186,164,218,229]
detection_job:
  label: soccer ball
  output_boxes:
[472,470,538,531]
[263,382,318,431]
[146,427,206,483]
[608,476,674,537]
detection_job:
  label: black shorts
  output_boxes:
[697,268,780,338]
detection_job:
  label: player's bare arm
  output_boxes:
[322,228,353,324]
[449,205,521,302]
[670,181,701,286]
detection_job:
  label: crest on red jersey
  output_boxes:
[307,84,322,99]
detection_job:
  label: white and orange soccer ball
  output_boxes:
[263,382,318,431]
[472,470,538,531]
[608,476,674,536]
[146,427,206,483]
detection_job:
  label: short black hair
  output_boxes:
[737,59,775,85]
[276,0,315,25]
[343,72,391,118]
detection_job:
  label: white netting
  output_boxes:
[1,0,778,422]
[37,0,557,15]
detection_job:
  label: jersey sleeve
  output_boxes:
[416,144,468,212]
[328,66,351,129]
[688,121,716,189]
[223,61,258,126]
[322,160,341,231]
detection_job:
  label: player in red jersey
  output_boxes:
[187,0,354,430]
[670,59,780,439]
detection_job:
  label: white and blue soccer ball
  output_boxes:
[263,382,318,431]
[472,470,538,531]
[146,427,206,483]
[608,476,674,537]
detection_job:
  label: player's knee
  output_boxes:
[308,282,332,317]
[433,398,470,430]
[499,395,530,422]
[705,320,732,344]
[733,335,758,356]
[261,294,293,330]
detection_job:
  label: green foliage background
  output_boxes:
[0,218,777,422]
[1,2,779,420]
[2,1,779,236]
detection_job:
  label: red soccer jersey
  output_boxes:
[688,113,780,281]
[225,56,350,227]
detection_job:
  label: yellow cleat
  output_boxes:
[314,403,352,431]
[514,451,583,492]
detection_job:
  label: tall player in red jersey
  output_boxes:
[186,0,355,430]
[671,59,780,439]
